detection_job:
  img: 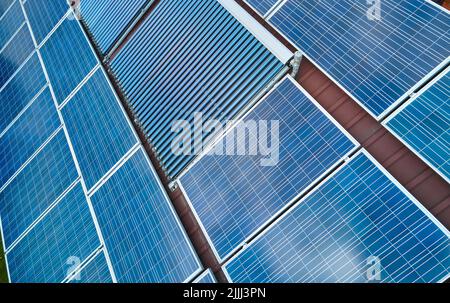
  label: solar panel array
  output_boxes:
[61,68,138,190]
[386,67,450,182]
[1,0,449,285]
[180,77,358,260]
[224,151,450,283]
[110,0,285,179]
[90,149,201,282]
[265,0,450,118]
[0,2,202,283]
[7,184,100,283]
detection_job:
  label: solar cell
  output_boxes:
[40,15,97,104]
[0,24,34,88]
[0,87,60,187]
[0,53,47,134]
[270,0,450,118]
[80,0,149,54]
[386,66,449,182]
[68,250,113,283]
[6,184,101,283]
[90,149,201,282]
[61,69,138,190]
[0,0,24,48]
[0,131,78,248]
[245,0,279,16]
[180,77,357,260]
[24,0,69,45]
[110,0,284,179]
[193,269,217,283]
[224,151,450,283]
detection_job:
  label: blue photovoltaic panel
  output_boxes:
[0,88,60,187]
[0,53,47,134]
[245,0,279,16]
[81,0,149,54]
[62,69,137,190]
[91,149,201,282]
[0,25,34,88]
[387,68,450,181]
[0,0,14,17]
[69,251,113,283]
[24,0,69,45]
[181,77,357,259]
[225,152,450,283]
[40,16,97,104]
[270,0,450,117]
[0,131,78,248]
[111,0,283,179]
[0,0,24,48]
[7,184,100,283]
[194,269,217,283]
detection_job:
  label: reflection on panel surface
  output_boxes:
[181,77,357,259]
[270,0,450,117]
[91,149,201,282]
[225,152,450,283]
[7,184,100,283]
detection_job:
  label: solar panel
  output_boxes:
[40,16,97,104]
[24,0,69,45]
[90,149,201,282]
[61,69,138,190]
[68,250,113,283]
[385,66,450,182]
[0,0,24,48]
[224,151,450,283]
[0,131,78,248]
[193,269,217,283]
[180,77,358,260]
[269,0,450,118]
[6,183,101,283]
[80,0,149,54]
[0,87,60,187]
[110,0,284,179]
[245,0,279,16]
[0,53,47,134]
[0,24,34,88]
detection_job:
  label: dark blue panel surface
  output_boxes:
[0,0,14,17]
[0,53,47,134]
[111,0,283,178]
[7,184,100,283]
[0,25,34,88]
[245,0,279,16]
[24,0,69,44]
[62,69,137,190]
[225,152,450,283]
[0,0,24,48]
[40,16,97,104]
[0,131,78,248]
[0,88,60,187]
[91,149,201,282]
[271,0,450,117]
[181,77,357,259]
[387,68,450,181]
[81,0,149,54]
[69,251,113,283]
